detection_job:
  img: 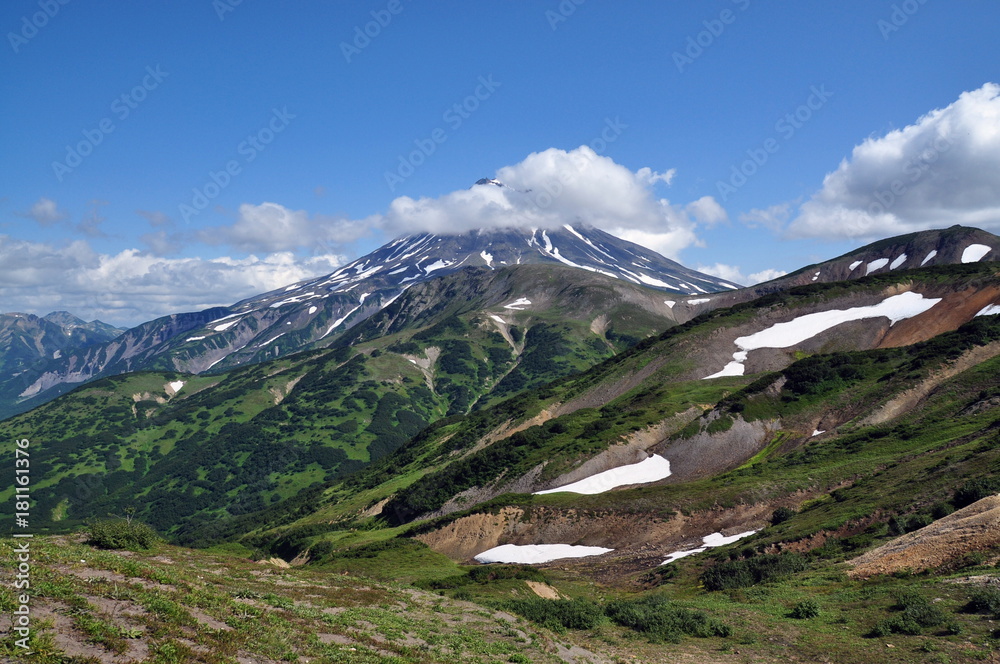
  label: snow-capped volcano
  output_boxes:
[12,216,736,404]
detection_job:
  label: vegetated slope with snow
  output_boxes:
[323,262,1000,530]
[0,264,682,534]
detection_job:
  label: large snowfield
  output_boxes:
[474,543,614,564]
[534,454,672,495]
[704,291,942,379]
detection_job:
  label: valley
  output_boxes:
[5,227,1000,663]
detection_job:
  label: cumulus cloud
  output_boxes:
[19,197,66,226]
[697,263,787,286]
[789,83,1000,239]
[0,234,343,326]
[200,202,371,254]
[376,146,721,260]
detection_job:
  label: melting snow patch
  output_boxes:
[490,314,506,324]
[637,273,671,288]
[425,259,453,273]
[186,336,206,342]
[688,298,711,305]
[474,544,613,565]
[890,254,907,270]
[703,292,941,379]
[660,530,756,566]
[849,260,863,271]
[308,306,318,315]
[388,266,409,275]
[213,318,242,332]
[865,258,889,275]
[962,244,992,263]
[168,381,185,393]
[504,298,532,310]
[976,304,1000,317]
[812,429,826,437]
[534,455,671,495]
[812,271,820,282]
[664,300,676,308]
[480,250,494,268]
[921,250,937,266]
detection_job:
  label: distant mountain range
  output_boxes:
[1,224,997,422]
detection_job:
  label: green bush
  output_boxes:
[963,587,1000,615]
[604,596,729,643]
[86,518,159,551]
[770,507,797,526]
[701,553,808,591]
[790,599,820,619]
[500,598,605,632]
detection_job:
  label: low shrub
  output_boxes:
[701,553,808,591]
[86,519,159,551]
[963,587,1000,615]
[790,599,821,619]
[604,596,730,643]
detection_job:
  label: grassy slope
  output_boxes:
[0,270,674,540]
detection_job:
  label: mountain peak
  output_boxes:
[473,177,505,188]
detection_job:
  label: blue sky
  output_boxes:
[2,0,999,326]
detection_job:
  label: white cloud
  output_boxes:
[636,167,677,186]
[200,202,370,254]
[740,202,793,231]
[789,83,1000,239]
[696,263,786,286]
[19,197,66,226]
[0,234,343,326]
[377,146,719,259]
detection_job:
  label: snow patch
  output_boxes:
[213,318,242,332]
[480,250,494,268]
[168,381,185,393]
[186,336,206,342]
[504,298,532,310]
[637,273,671,288]
[660,530,757,566]
[849,260,863,271]
[664,300,676,308]
[890,254,907,270]
[703,292,941,379]
[962,244,992,263]
[534,455,672,495]
[812,429,825,437]
[474,544,613,565]
[308,306,318,315]
[490,315,506,324]
[976,304,1000,317]
[920,250,937,266]
[865,258,889,275]
[425,259,453,273]
[688,298,711,305]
